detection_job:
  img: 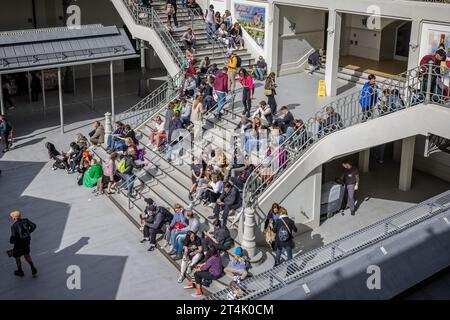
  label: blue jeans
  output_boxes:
[123,172,135,197]
[107,135,117,149]
[172,229,188,250]
[174,232,189,256]
[180,116,190,126]
[215,91,227,114]
[275,245,293,265]
[285,126,294,139]
[253,68,264,80]
[206,23,216,43]
[308,64,319,73]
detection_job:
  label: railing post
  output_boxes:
[241,206,263,264]
[104,112,112,145]
[424,61,433,105]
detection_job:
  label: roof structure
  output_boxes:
[0,24,138,74]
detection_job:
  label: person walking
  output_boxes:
[213,67,229,118]
[339,160,359,216]
[227,52,239,91]
[8,211,38,277]
[359,74,378,121]
[238,68,254,118]
[2,79,15,110]
[273,208,297,266]
[0,114,13,152]
[264,72,278,115]
[204,4,215,44]
[168,0,179,28]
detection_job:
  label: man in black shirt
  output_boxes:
[276,106,294,134]
[9,211,38,277]
[340,160,359,215]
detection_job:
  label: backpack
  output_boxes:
[278,218,291,242]
[159,207,174,224]
[235,55,242,68]
[137,148,146,161]
[117,158,127,174]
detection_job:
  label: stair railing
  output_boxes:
[243,63,449,209]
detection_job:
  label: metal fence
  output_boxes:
[243,63,450,208]
[206,190,450,300]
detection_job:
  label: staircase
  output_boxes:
[97,0,268,294]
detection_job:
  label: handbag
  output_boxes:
[264,88,273,96]
[173,222,186,230]
[265,220,276,246]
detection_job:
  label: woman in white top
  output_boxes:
[148,115,166,150]
[205,173,223,206]
[251,101,272,128]
[191,95,205,143]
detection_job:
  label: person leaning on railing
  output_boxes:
[419,48,447,100]
[359,74,379,121]
[316,106,343,137]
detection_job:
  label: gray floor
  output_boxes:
[1,68,447,299]
[0,68,193,300]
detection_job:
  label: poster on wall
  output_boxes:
[419,23,450,94]
[233,2,266,49]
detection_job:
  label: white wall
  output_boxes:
[277,5,326,75]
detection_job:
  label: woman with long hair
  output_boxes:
[238,68,254,118]
[191,95,205,143]
[265,72,278,115]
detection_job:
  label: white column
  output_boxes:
[359,148,370,173]
[41,70,46,115]
[0,75,4,115]
[266,3,279,74]
[104,112,112,144]
[58,68,64,134]
[399,136,416,191]
[110,61,115,123]
[407,20,421,71]
[140,40,146,69]
[311,166,323,228]
[241,207,263,264]
[325,10,342,97]
[90,64,94,109]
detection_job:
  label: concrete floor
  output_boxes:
[0,68,193,300]
[292,160,450,256]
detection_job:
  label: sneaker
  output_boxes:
[168,250,177,255]
[208,202,215,208]
[31,266,38,276]
[208,215,217,220]
[191,292,204,298]
[140,238,149,243]
[173,255,182,261]
[188,193,194,201]
[183,280,194,289]
[148,245,156,252]
[177,275,185,283]
[14,270,25,277]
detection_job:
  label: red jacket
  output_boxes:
[214,72,228,93]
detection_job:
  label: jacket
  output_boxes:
[123,155,144,174]
[10,218,36,245]
[274,216,297,248]
[359,82,378,110]
[200,254,223,277]
[148,210,165,230]
[167,117,183,142]
[214,72,228,93]
[223,186,242,207]
[82,163,103,188]
[91,126,105,144]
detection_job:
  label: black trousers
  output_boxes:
[242,87,251,117]
[267,94,277,115]
[146,226,165,245]
[194,271,219,285]
[208,191,220,204]
[213,202,241,225]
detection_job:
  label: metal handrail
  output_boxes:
[121,0,185,68]
[206,190,450,300]
[242,63,450,208]
[116,70,184,128]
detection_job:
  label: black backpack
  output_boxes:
[278,218,291,242]
[159,207,174,224]
[235,55,242,68]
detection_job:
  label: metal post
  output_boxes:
[0,74,4,115]
[90,64,94,109]
[27,72,32,104]
[41,70,46,116]
[425,61,433,105]
[72,66,76,96]
[110,61,115,123]
[58,67,64,134]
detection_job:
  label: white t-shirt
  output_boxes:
[155,121,165,132]
[210,180,224,194]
